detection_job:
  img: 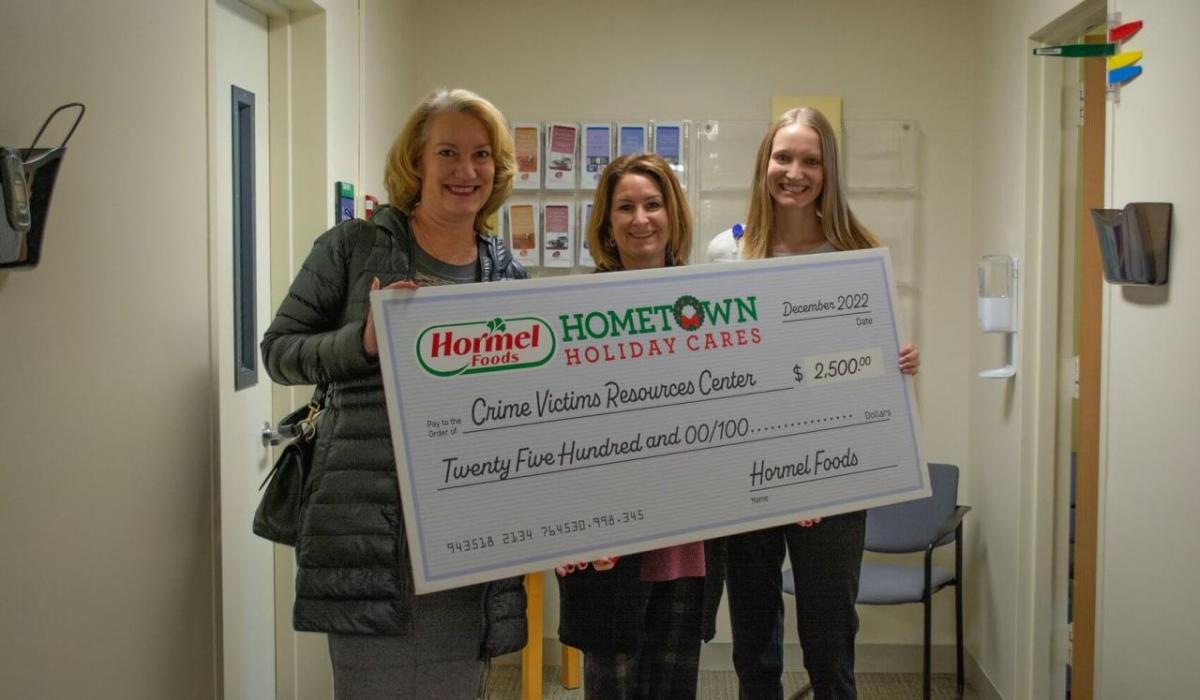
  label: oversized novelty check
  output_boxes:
[374,248,927,592]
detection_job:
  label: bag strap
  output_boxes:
[278,390,323,440]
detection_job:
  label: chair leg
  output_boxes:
[955,583,965,699]
[924,550,933,700]
[955,523,965,699]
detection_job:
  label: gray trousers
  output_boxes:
[328,585,486,700]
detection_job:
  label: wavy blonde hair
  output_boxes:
[742,107,879,259]
[383,88,515,233]
[585,154,693,271]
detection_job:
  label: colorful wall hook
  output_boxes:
[1108,65,1143,85]
[1109,20,1143,43]
[1108,51,1143,70]
[1033,43,1116,57]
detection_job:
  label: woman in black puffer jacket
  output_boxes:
[262,88,527,699]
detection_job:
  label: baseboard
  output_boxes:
[965,650,1003,700]
[497,641,1005,699]
[498,639,995,680]
[698,642,961,674]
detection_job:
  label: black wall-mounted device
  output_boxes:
[1090,202,1172,286]
[1,103,85,269]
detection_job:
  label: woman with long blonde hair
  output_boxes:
[707,107,919,699]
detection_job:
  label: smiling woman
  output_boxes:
[384,89,514,236]
[261,88,529,700]
[584,153,692,271]
[558,153,725,700]
[705,107,919,699]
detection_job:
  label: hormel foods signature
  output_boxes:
[416,317,555,376]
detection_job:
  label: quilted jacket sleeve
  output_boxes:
[261,222,377,386]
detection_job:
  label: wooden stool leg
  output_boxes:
[561,644,582,689]
[521,572,544,700]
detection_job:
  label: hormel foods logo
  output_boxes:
[416,317,556,377]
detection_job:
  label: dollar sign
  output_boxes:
[793,364,804,384]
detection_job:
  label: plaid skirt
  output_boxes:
[583,576,705,699]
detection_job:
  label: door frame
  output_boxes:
[1019,2,1107,698]
[206,0,331,696]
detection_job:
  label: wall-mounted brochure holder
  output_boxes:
[544,123,577,190]
[505,200,540,268]
[978,255,1019,379]
[1,103,85,269]
[512,123,542,190]
[1089,202,1171,285]
[503,117,922,282]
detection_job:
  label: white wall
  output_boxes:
[0,2,214,697]
[1096,0,1200,696]
[17,2,1195,696]
[410,0,977,654]
[324,0,362,221]
[0,0,379,696]
[967,1,1085,696]
[361,0,421,208]
[970,0,1200,697]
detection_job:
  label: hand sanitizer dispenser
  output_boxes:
[978,255,1018,378]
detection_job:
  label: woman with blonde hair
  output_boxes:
[557,154,726,699]
[707,107,919,699]
[262,88,528,699]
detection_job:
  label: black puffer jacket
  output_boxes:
[261,207,528,655]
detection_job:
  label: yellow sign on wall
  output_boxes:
[771,96,844,144]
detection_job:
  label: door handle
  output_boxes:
[261,421,282,447]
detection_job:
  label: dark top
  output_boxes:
[556,266,726,655]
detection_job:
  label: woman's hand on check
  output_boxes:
[555,556,620,576]
[796,518,823,527]
[899,343,920,375]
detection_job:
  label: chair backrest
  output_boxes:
[864,463,959,553]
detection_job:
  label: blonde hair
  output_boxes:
[585,154,693,271]
[742,107,879,259]
[383,88,515,233]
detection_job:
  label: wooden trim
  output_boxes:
[1071,35,1106,700]
[522,572,545,699]
[561,645,582,689]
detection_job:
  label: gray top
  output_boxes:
[412,239,480,286]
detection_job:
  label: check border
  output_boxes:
[375,249,927,589]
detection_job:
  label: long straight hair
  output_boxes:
[742,107,879,259]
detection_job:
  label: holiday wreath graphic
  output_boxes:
[672,295,706,331]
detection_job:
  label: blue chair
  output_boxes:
[784,463,969,700]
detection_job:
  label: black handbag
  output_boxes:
[253,389,323,546]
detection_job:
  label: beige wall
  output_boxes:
[409,0,977,652]
[7,1,1196,696]
[361,0,421,208]
[967,0,1087,696]
[1097,0,1200,696]
[324,0,362,222]
[0,0,375,697]
[970,0,1200,697]
[0,2,214,698]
